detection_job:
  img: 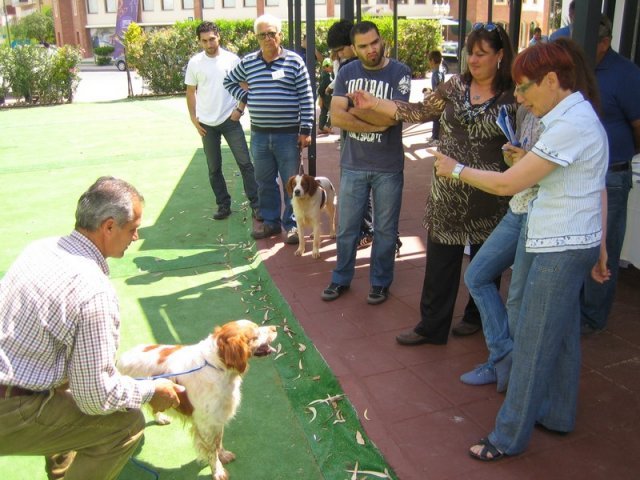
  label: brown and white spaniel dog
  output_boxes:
[117,320,277,480]
[285,174,337,258]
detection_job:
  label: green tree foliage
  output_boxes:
[121,17,443,95]
[0,44,81,104]
[123,20,199,94]
[11,9,55,44]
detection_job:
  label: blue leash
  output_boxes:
[130,359,219,478]
[134,359,219,381]
[131,458,159,480]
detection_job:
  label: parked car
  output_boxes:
[114,55,127,71]
[440,41,460,74]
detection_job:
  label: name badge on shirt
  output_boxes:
[272,70,285,80]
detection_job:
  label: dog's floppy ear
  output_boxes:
[285,176,296,196]
[305,176,319,197]
[216,325,251,373]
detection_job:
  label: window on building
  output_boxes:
[203,0,214,7]
[494,0,507,4]
[415,0,425,4]
[243,0,255,6]
[162,0,174,9]
[87,0,98,14]
[105,0,116,13]
[222,0,235,6]
[143,0,154,10]
[315,0,325,4]
[265,0,278,6]
[376,0,385,4]
[183,0,193,8]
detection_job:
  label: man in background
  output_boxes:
[550,1,575,40]
[185,21,260,222]
[224,14,314,244]
[581,16,640,333]
[321,21,411,306]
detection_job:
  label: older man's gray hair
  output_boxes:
[75,176,144,231]
[254,14,282,34]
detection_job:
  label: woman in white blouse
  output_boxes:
[431,41,610,460]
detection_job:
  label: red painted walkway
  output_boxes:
[256,125,640,480]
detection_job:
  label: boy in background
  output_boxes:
[426,50,445,147]
[317,58,334,134]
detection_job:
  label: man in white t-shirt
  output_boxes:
[185,21,260,221]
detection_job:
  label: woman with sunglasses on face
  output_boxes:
[431,41,610,461]
[352,23,516,346]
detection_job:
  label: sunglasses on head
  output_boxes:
[473,22,499,33]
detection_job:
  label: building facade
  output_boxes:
[46,0,549,57]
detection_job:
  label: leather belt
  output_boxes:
[0,384,42,398]
[608,162,630,172]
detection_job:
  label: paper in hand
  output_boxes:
[496,105,520,147]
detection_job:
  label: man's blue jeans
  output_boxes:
[250,131,299,230]
[581,169,632,330]
[331,168,403,288]
[201,118,258,209]
[489,246,599,455]
[464,209,530,365]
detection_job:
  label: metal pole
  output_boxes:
[392,0,398,59]
[306,0,316,176]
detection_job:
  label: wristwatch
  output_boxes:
[451,163,465,179]
[235,108,244,116]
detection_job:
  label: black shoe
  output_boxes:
[580,323,604,335]
[321,283,349,301]
[213,206,231,220]
[285,228,299,245]
[367,286,389,305]
[252,207,263,222]
[396,329,444,346]
[251,223,282,240]
[452,319,481,336]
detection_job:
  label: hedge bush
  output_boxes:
[122,17,444,95]
[0,44,82,104]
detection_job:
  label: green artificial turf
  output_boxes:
[0,98,396,480]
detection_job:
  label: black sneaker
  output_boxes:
[367,286,389,305]
[213,206,231,220]
[285,228,299,245]
[251,223,282,240]
[451,319,481,336]
[321,283,349,301]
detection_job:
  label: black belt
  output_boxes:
[608,162,630,172]
[0,384,43,398]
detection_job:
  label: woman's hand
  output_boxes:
[502,144,526,166]
[591,248,611,284]
[350,90,377,110]
[429,148,458,177]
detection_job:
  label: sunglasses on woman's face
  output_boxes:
[472,22,498,32]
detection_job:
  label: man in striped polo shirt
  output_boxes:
[224,14,315,243]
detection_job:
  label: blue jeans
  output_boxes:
[250,131,299,230]
[464,209,529,365]
[581,169,632,330]
[489,246,599,455]
[331,168,404,288]
[201,118,258,209]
